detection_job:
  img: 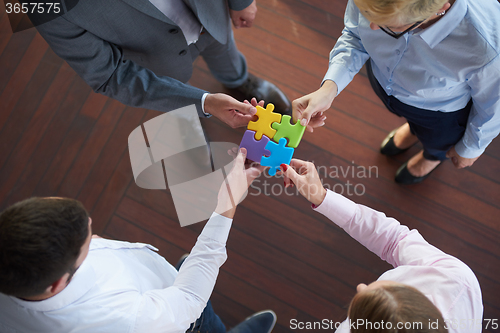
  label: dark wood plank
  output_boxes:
[253,5,335,57]
[57,99,126,199]
[0,61,73,204]
[0,13,18,54]
[34,92,109,196]
[304,124,500,230]
[259,0,345,39]
[299,0,349,19]
[0,28,35,93]
[0,33,48,132]
[77,106,147,211]
[5,76,91,205]
[469,154,500,183]
[485,135,500,159]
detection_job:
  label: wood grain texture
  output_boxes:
[0,1,499,332]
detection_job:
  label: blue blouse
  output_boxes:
[324,0,500,158]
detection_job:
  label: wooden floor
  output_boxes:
[1,1,499,332]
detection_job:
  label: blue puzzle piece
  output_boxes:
[239,130,271,163]
[261,138,294,176]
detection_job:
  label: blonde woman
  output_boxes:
[280,160,483,332]
[293,0,500,184]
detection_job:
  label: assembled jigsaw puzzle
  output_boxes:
[240,103,306,176]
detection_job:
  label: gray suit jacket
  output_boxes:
[35,0,252,116]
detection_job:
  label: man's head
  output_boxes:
[354,0,450,27]
[0,197,91,299]
[348,280,448,332]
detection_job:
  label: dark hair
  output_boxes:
[348,284,448,333]
[0,197,89,298]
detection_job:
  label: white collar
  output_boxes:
[9,252,96,312]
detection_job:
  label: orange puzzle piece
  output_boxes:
[247,104,282,140]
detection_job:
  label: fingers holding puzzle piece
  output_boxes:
[247,103,282,140]
[261,138,294,176]
[272,115,306,148]
[239,103,306,176]
[239,130,271,163]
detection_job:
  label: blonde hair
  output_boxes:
[353,0,448,26]
[348,284,448,333]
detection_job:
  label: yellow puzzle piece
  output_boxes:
[247,104,282,140]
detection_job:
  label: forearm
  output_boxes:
[173,213,232,302]
[36,16,209,117]
[96,58,208,116]
[454,103,500,159]
[456,56,500,158]
[313,190,450,268]
[134,213,233,332]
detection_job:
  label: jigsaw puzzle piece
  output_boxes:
[247,103,282,141]
[271,115,306,148]
[261,138,294,176]
[239,130,271,163]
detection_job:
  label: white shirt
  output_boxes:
[149,0,202,45]
[0,213,232,333]
[147,0,210,115]
[314,190,483,333]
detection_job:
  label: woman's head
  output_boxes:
[348,281,448,332]
[354,0,449,27]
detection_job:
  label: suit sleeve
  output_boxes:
[35,15,209,116]
[227,0,254,11]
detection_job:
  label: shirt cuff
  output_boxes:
[322,62,354,95]
[200,212,233,244]
[312,189,358,228]
[201,93,211,117]
[454,139,485,159]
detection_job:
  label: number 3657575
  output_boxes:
[5,2,61,14]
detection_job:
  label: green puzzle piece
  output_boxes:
[271,115,306,148]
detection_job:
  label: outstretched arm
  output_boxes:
[293,0,370,131]
[280,159,467,270]
[134,149,264,332]
[35,15,258,128]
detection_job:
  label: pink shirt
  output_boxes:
[314,190,483,333]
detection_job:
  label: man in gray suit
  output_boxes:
[32,0,291,128]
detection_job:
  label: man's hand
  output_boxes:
[230,0,257,29]
[446,146,480,168]
[292,80,337,133]
[215,148,265,218]
[204,93,259,128]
